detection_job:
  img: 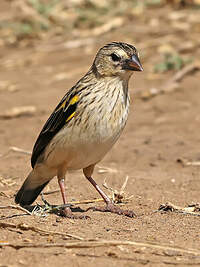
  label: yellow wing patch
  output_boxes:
[65,95,79,122]
[66,112,75,122]
[69,95,79,105]
[55,95,79,114]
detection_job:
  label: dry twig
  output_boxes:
[78,17,124,37]
[75,252,200,265]
[97,165,117,174]
[0,177,16,187]
[9,146,31,155]
[0,222,83,240]
[177,158,200,167]
[102,176,133,204]
[0,205,32,215]
[157,202,200,216]
[0,239,200,256]
[69,199,104,205]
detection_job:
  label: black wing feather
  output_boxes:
[31,89,78,168]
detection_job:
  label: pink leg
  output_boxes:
[58,178,67,204]
[58,177,89,219]
[83,166,136,218]
[58,178,73,217]
[86,176,112,204]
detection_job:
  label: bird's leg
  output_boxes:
[58,176,89,219]
[86,176,112,204]
[83,165,136,218]
[58,177,73,217]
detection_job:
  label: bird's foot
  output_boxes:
[40,195,89,219]
[60,207,90,219]
[87,203,136,218]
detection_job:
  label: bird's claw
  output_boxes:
[60,207,90,219]
[86,203,136,218]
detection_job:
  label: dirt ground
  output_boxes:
[1,1,200,266]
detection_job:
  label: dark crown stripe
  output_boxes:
[102,42,137,55]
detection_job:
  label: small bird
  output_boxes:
[15,42,143,218]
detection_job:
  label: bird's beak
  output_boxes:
[122,54,143,72]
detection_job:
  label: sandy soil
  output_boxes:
[0,2,200,266]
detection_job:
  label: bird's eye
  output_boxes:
[110,53,121,62]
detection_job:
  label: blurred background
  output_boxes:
[0,0,200,100]
[1,1,200,266]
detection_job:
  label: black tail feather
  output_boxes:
[15,181,49,206]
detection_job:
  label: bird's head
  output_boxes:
[92,42,143,79]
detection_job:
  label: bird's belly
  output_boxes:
[66,139,116,170]
[45,116,126,171]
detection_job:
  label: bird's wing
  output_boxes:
[31,87,80,168]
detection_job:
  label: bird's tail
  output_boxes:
[15,170,50,206]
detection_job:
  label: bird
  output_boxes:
[15,42,143,218]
